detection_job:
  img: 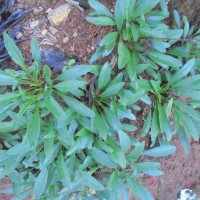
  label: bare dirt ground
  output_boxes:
[0,0,200,199]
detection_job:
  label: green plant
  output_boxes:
[87,0,200,152]
[0,0,200,199]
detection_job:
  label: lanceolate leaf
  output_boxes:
[126,177,154,200]
[86,16,116,26]
[132,0,160,18]
[3,32,26,70]
[44,94,66,120]
[88,0,113,17]
[0,74,18,86]
[54,80,85,93]
[124,0,136,20]
[118,130,131,153]
[108,170,118,190]
[26,109,40,148]
[104,106,122,131]
[143,145,176,157]
[62,95,95,117]
[100,82,124,99]
[90,147,117,168]
[34,167,48,199]
[98,62,111,90]
[114,0,124,31]
[118,40,130,69]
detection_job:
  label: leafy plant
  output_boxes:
[0,0,200,199]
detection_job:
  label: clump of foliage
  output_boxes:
[0,0,199,199]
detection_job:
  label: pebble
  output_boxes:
[16,32,23,39]
[29,20,39,29]
[62,37,69,43]
[33,7,44,15]
[47,3,71,26]
[73,32,78,37]
[45,8,52,13]
[49,26,58,35]
[41,29,48,36]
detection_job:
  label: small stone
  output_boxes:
[16,32,23,39]
[45,8,52,13]
[47,3,71,26]
[62,37,69,43]
[41,29,48,36]
[29,20,39,29]
[49,26,58,35]
[73,32,78,37]
[91,46,95,51]
[33,7,44,15]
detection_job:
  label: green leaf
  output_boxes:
[34,167,48,199]
[18,100,34,118]
[26,109,40,148]
[178,127,190,154]
[57,151,70,186]
[111,150,126,168]
[183,16,189,38]
[108,170,118,190]
[173,74,200,89]
[167,47,189,57]
[148,51,181,68]
[133,162,160,170]
[98,62,111,90]
[86,16,116,26]
[173,10,181,28]
[31,37,41,66]
[104,106,122,131]
[95,139,114,153]
[172,58,195,83]
[114,0,124,31]
[143,145,176,157]
[127,53,137,82]
[124,0,136,20]
[132,0,160,18]
[88,0,113,17]
[62,95,95,117]
[54,80,85,93]
[44,138,54,159]
[90,147,117,168]
[83,172,104,191]
[44,93,66,120]
[3,32,26,70]
[118,130,131,153]
[118,40,130,69]
[166,98,173,118]
[127,177,154,200]
[176,110,199,141]
[142,110,151,136]
[176,101,200,121]
[100,32,119,47]
[133,162,160,171]
[142,169,163,176]
[140,28,165,38]
[57,65,100,80]
[0,74,18,86]
[94,108,109,140]
[128,142,145,160]
[158,104,168,133]
[100,82,124,99]
[150,108,160,144]
[0,92,20,107]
